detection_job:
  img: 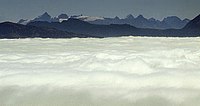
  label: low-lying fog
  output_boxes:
[0,37,200,106]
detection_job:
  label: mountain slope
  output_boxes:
[28,19,139,37]
[0,22,93,38]
[181,14,200,36]
[184,14,200,29]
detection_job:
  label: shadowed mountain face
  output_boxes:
[18,12,190,29]
[184,14,200,29]
[0,22,94,39]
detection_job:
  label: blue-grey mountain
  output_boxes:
[18,12,190,29]
[1,14,199,38]
[0,22,94,39]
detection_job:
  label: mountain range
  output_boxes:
[18,12,190,29]
[0,13,200,38]
[0,22,94,39]
[27,15,200,37]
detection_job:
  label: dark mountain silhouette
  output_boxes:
[18,13,190,29]
[184,14,200,29]
[27,14,200,37]
[0,22,94,39]
[181,14,200,36]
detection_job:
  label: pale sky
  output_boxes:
[0,0,200,22]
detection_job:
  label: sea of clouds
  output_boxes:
[0,37,200,106]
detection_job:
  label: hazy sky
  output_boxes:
[0,0,199,22]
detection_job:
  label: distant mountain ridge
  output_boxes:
[18,12,190,29]
[1,14,199,39]
[90,14,190,29]
[27,14,200,37]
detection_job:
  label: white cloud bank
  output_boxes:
[0,37,200,106]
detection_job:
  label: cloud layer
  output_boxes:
[0,37,200,106]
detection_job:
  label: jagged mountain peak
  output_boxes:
[163,16,181,22]
[148,18,156,21]
[126,14,134,19]
[43,12,50,15]
[32,12,52,22]
[16,13,191,29]
[114,16,120,20]
[39,12,51,18]
[58,14,69,19]
[136,15,145,20]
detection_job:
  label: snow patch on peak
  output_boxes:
[71,15,105,21]
[59,18,68,22]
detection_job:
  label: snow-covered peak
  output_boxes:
[59,18,68,22]
[57,14,69,22]
[71,15,104,22]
